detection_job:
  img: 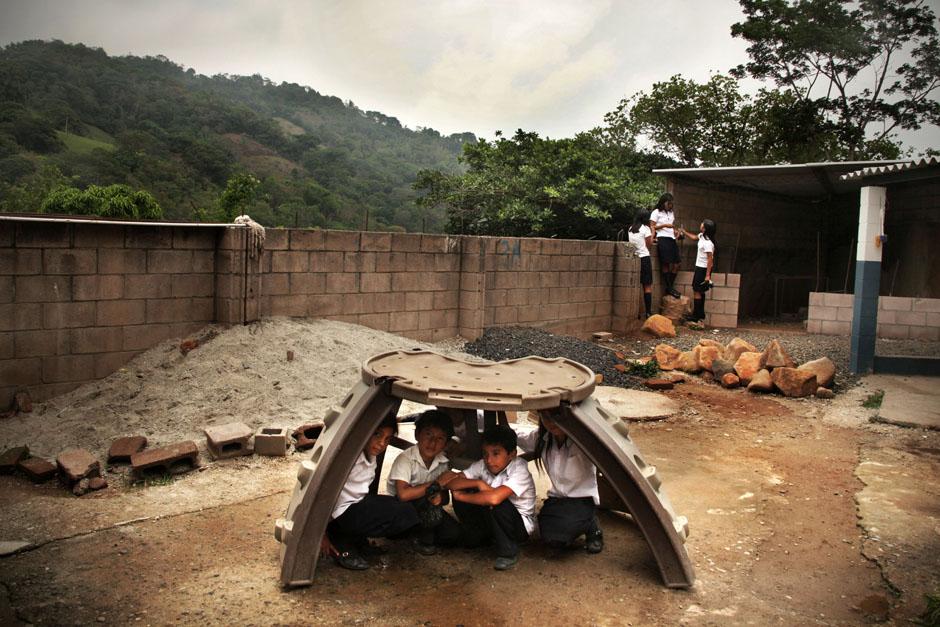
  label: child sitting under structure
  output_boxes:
[447,425,536,571]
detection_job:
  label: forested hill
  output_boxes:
[0,40,476,231]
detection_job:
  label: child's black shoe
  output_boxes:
[585,529,604,554]
[494,555,518,570]
[412,537,438,556]
[335,551,370,570]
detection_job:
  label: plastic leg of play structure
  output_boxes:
[275,379,401,587]
[560,396,694,588]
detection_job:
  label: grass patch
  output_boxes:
[862,390,884,409]
[56,130,116,154]
[128,472,176,489]
[628,359,660,379]
[916,592,940,627]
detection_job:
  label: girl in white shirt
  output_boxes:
[518,414,603,553]
[680,219,717,323]
[627,209,654,319]
[649,193,682,298]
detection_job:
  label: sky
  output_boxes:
[1,0,938,155]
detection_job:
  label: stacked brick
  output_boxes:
[807,292,940,340]
[0,221,222,409]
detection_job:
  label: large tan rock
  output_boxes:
[698,338,724,351]
[771,367,817,397]
[797,357,836,388]
[760,339,796,370]
[721,373,741,388]
[694,345,722,372]
[747,369,774,393]
[676,351,701,373]
[660,294,690,321]
[642,314,676,338]
[733,351,763,384]
[725,338,758,363]
[654,344,682,370]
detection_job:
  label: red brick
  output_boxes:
[147,250,193,274]
[122,323,176,351]
[131,440,199,475]
[42,354,95,382]
[172,228,216,249]
[108,436,148,462]
[43,249,96,275]
[70,327,122,354]
[125,274,172,298]
[94,350,140,379]
[15,222,71,248]
[72,275,124,301]
[14,329,69,357]
[289,273,326,295]
[204,422,253,459]
[96,300,146,326]
[73,225,125,248]
[125,226,172,249]
[146,298,193,323]
[18,457,57,482]
[43,302,95,329]
[14,275,71,302]
[98,249,146,274]
[326,273,358,294]
[290,229,324,250]
[361,232,391,252]
[322,230,360,251]
[170,274,214,298]
[271,251,309,273]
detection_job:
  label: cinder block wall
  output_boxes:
[0,220,221,408]
[807,292,940,340]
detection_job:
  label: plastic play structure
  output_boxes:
[274,349,694,588]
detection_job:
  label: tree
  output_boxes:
[730,0,940,158]
[40,183,163,219]
[216,173,260,222]
[604,74,839,166]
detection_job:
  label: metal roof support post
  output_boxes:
[849,186,885,374]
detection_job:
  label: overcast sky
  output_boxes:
[1,0,937,154]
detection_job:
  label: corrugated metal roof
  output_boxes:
[840,157,940,181]
[653,161,903,198]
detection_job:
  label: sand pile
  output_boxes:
[0,318,466,459]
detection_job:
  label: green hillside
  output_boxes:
[0,40,474,231]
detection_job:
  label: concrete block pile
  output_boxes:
[647,337,836,398]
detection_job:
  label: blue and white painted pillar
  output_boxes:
[850,186,885,374]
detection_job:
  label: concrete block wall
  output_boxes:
[807,292,940,340]
[673,271,741,328]
[0,220,222,409]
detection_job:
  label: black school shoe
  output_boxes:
[494,555,518,571]
[585,529,604,554]
[335,551,370,570]
[412,537,438,556]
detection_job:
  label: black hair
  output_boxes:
[376,414,398,436]
[533,414,567,473]
[480,425,517,454]
[701,219,717,245]
[629,208,651,234]
[655,192,674,213]
[414,409,454,439]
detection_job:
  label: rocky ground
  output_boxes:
[1,319,938,626]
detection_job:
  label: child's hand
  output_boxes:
[320,536,339,558]
[429,493,443,506]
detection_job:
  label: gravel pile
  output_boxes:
[463,325,940,392]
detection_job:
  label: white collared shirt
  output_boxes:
[517,430,599,504]
[696,236,715,268]
[461,457,537,534]
[386,444,450,496]
[332,451,376,519]
[628,224,652,258]
[650,208,675,239]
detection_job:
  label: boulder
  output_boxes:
[733,351,763,384]
[798,357,836,389]
[694,345,723,372]
[676,351,701,373]
[660,294,690,321]
[0,446,29,474]
[771,367,817,398]
[654,344,682,370]
[815,387,835,399]
[642,315,676,338]
[698,338,725,351]
[711,358,736,379]
[725,338,758,363]
[747,369,774,393]
[760,339,795,370]
[721,373,741,388]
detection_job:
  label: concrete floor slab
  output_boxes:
[591,385,679,421]
[868,374,940,430]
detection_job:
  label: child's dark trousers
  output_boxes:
[453,499,528,558]
[538,496,597,545]
[328,494,418,554]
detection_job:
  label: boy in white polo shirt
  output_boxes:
[447,425,536,571]
[387,409,461,555]
[326,415,419,570]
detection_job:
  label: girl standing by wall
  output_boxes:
[650,193,681,298]
[627,209,654,319]
[681,220,717,323]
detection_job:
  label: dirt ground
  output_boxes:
[1,321,939,626]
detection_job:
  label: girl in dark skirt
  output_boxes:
[627,209,654,319]
[650,193,681,298]
[681,219,717,322]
